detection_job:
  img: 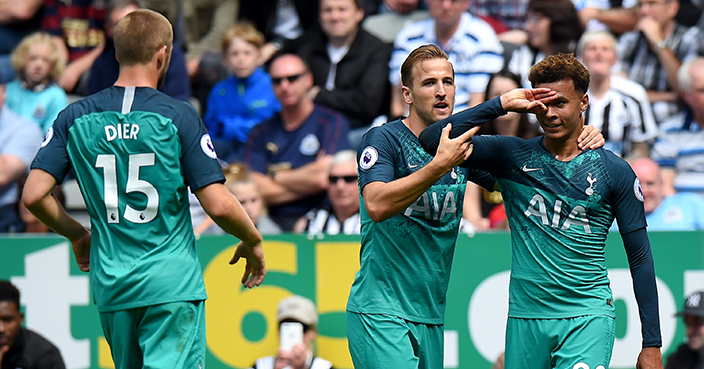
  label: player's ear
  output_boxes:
[402,86,413,105]
[580,93,589,114]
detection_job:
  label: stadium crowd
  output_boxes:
[1,0,704,235]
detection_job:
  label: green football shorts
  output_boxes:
[505,315,615,369]
[99,300,205,369]
[346,311,444,369]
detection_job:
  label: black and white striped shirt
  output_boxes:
[616,23,701,123]
[585,75,659,157]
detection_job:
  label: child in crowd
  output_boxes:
[204,23,280,162]
[193,164,281,236]
[8,32,69,133]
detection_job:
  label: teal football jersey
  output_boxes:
[32,86,225,312]
[467,135,647,319]
[347,120,494,324]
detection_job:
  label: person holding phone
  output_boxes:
[251,295,334,369]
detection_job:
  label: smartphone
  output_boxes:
[279,321,304,351]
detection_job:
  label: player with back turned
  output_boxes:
[22,9,266,369]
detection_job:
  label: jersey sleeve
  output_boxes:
[357,127,396,191]
[30,107,73,182]
[175,102,225,190]
[419,96,507,156]
[621,228,662,348]
[609,154,648,233]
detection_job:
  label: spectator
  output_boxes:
[242,54,350,231]
[0,280,66,369]
[630,158,704,230]
[239,0,320,63]
[388,0,504,117]
[367,0,426,15]
[183,0,238,114]
[577,30,658,159]
[87,0,191,102]
[7,32,69,134]
[0,83,43,233]
[617,0,700,125]
[294,150,360,235]
[251,295,333,369]
[0,0,43,84]
[506,0,584,89]
[183,0,238,77]
[282,0,392,147]
[470,0,529,31]
[576,0,639,34]
[193,164,283,236]
[41,0,107,95]
[665,291,704,369]
[204,23,280,162]
[224,164,282,234]
[651,57,704,196]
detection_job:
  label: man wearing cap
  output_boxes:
[252,295,334,369]
[665,291,704,369]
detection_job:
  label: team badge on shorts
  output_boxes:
[359,146,378,170]
[200,134,218,159]
[41,126,54,148]
[634,178,644,202]
[300,134,320,156]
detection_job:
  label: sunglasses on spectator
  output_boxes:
[272,73,305,85]
[329,175,357,183]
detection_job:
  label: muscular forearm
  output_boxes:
[195,183,262,245]
[23,171,87,241]
[363,160,450,222]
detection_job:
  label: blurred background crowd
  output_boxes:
[2,0,704,237]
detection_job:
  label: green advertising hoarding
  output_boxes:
[1,231,702,369]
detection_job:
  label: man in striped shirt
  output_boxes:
[388,0,504,117]
[578,30,658,158]
[616,0,700,125]
[651,58,704,196]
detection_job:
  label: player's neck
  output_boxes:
[544,137,581,162]
[402,113,428,138]
[115,66,159,90]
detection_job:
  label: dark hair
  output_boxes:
[0,280,20,309]
[529,53,590,95]
[527,0,584,54]
[268,53,310,74]
[479,70,539,138]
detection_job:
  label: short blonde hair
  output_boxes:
[114,9,173,66]
[11,32,64,81]
[222,22,265,53]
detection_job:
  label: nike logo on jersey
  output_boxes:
[408,163,421,169]
[522,165,542,172]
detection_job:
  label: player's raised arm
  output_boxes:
[362,123,477,223]
[419,88,557,155]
